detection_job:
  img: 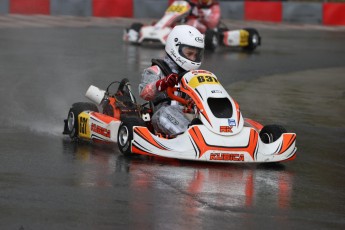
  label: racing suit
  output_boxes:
[138,56,190,136]
[186,1,221,34]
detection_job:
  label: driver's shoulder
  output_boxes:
[143,65,164,79]
[148,65,162,74]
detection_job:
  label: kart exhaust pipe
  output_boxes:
[85,85,106,105]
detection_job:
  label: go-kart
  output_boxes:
[123,0,261,51]
[63,68,296,163]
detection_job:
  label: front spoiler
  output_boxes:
[131,125,296,163]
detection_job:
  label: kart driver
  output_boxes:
[186,0,221,34]
[138,25,204,136]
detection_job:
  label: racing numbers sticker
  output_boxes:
[166,4,188,14]
[239,30,249,46]
[78,112,90,138]
[197,75,218,83]
[188,74,220,88]
[79,117,88,134]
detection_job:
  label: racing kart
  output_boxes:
[123,0,261,51]
[63,69,296,163]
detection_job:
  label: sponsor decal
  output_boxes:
[166,114,179,125]
[91,123,111,138]
[191,70,212,75]
[170,49,177,58]
[175,56,186,66]
[211,90,222,94]
[228,119,236,126]
[210,153,244,161]
[170,49,187,66]
[220,126,233,133]
[195,37,204,43]
[227,38,234,45]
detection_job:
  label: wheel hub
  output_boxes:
[119,126,129,146]
[252,34,259,45]
[67,112,75,132]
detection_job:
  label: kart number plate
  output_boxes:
[166,4,189,14]
[78,112,90,138]
[188,74,220,88]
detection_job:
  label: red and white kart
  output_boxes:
[123,0,261,51]
[63,70,296,163]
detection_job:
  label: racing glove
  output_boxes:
[156,73,178,92]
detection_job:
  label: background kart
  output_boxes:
[123,0,261,51]
[63,69,296,164]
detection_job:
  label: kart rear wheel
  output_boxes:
[66,102,98,139]
[131,23,143,33]
[242,28,260,51]
[259,125,287,144]
[117,117,146,156]
[205,29,219,51]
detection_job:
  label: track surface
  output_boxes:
[0,16,344,229]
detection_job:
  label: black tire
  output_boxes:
[66,102,98,139]
[259,125,287,144]
[117,117,146,156]
[126,23,143,44]
[130,23,143,33]
[205,29,219,51]
[242,28,261,51]
[189,118,202,127]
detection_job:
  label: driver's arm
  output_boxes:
[139,66,162,101]
[201,3,220,29]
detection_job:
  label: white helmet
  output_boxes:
[165,25,204,71]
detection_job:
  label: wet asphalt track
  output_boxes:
[0,19,345,229]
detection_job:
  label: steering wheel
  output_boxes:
[166,71,189,105]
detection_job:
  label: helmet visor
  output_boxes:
[179,45,204,63]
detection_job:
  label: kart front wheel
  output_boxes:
[259,125,287,144]
[117,117,146,156]
[65,102,98,139]
[128,23,143,44]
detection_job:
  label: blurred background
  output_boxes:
[0,0,344,26]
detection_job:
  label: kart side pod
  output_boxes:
[85,85,106,105]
